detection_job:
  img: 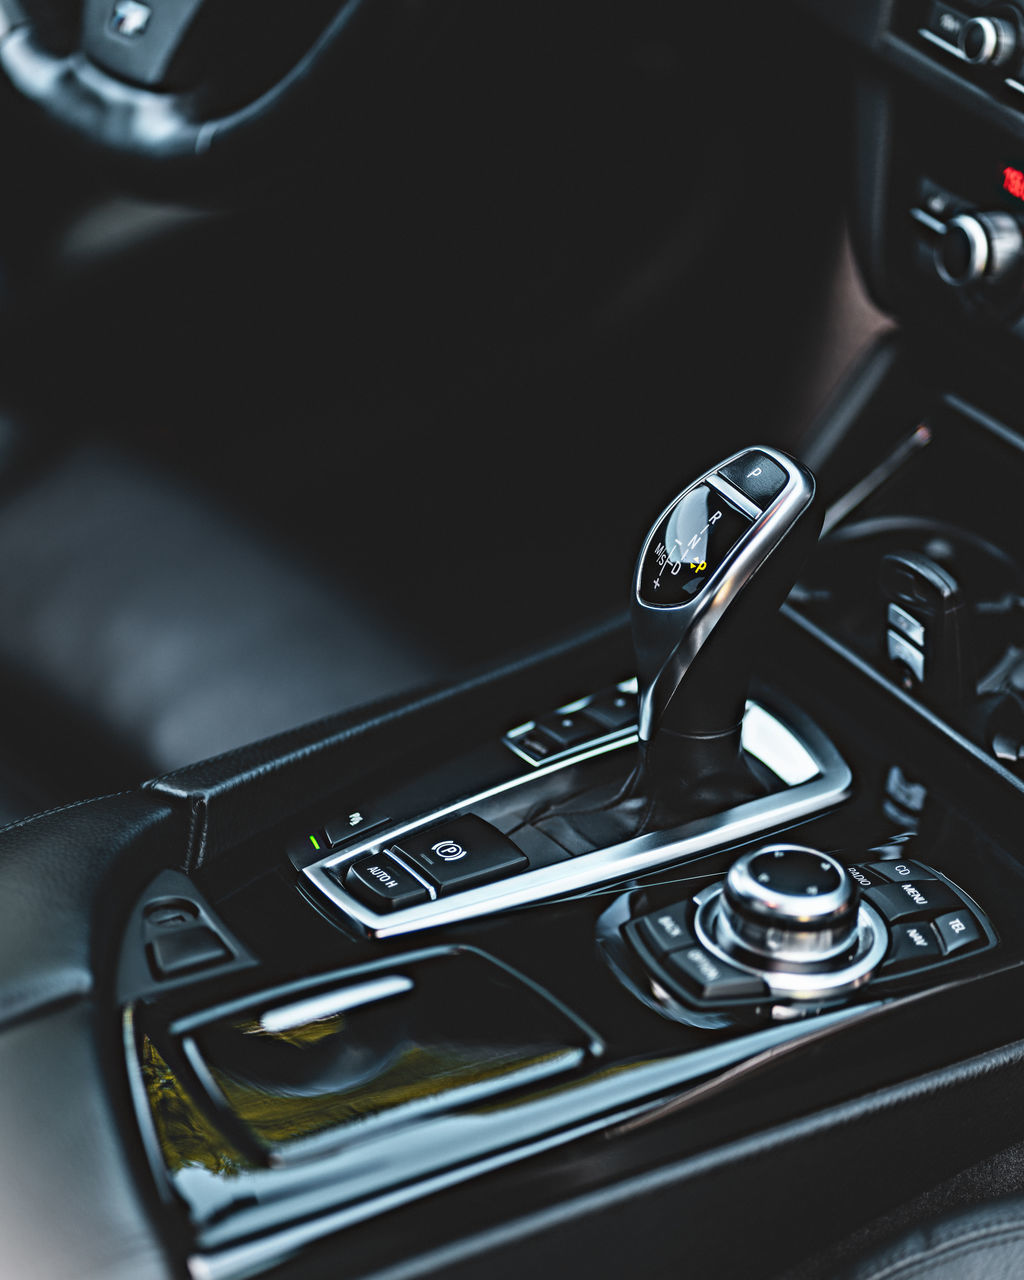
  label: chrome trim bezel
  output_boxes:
[959,15,1000,64]
[935,213,989,286]
[302,699,851,939]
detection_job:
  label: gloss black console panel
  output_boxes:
[797,395,1024,776]
[121,687,1024,1279]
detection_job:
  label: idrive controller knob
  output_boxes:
[716,845,860,967]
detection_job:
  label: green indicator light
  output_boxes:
[309,834,321,851]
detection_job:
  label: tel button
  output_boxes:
[342,854,429,912]
[934,909,983,956]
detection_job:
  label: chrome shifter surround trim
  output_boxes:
[302,699,852,940]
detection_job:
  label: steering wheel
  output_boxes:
[0,0,439,191]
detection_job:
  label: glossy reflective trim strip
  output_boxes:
[1007,77,1024,94]
[910,207,947,235]
[740,703,819,786]
[258,975,414,1033]
[820,424,932,538]
[917,27,967,59]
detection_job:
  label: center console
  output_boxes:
[97,409,1024,1280]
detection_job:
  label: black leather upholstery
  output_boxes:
[838,1198,1024,1280]
[0,447,446,791]
[149,615,631,869]
[0,789,181,1278]
[0,789,180,1031]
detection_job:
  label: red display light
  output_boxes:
[1002,165,1024,202]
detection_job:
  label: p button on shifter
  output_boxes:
[392,815,527,895]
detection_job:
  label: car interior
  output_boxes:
[9,2,1024,1278]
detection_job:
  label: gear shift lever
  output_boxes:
[632,446,820,809]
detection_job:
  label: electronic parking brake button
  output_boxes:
[392,815,528,894]
[342,855,429,912]
[865,879,963,923]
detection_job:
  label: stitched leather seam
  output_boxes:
[0,789,135,837]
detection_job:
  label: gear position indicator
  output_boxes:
[639,484,751,606]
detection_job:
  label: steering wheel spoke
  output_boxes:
[83,0,207,89]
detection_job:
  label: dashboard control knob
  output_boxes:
[715,845,860,967]
[934,211,1024,287]
[959,14,1017,65]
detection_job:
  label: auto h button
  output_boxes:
[339,854,430,913]
[392,815,528,894]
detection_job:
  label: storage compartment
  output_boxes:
[128,947,603,1248]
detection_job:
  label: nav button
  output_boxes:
[885,921,943,972]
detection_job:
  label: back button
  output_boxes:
[635,904,696,956]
